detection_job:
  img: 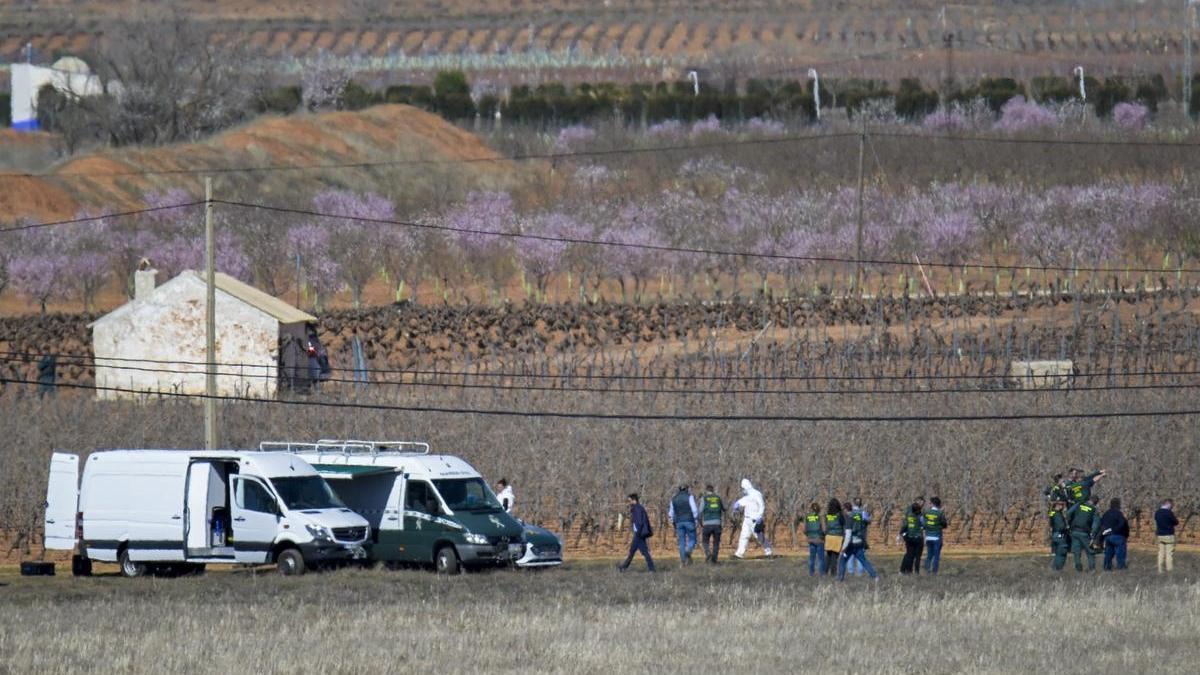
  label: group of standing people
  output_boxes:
[1044,468,1180,574]
[621,481,949,581]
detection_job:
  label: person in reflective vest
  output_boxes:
[922,497,949,575]
[803,502,825,575]
[698,485,725,564]
[1064,467,1107,505]
[838,502,877,581]
[1048,498,1070,571]
[1043,474,1069,506]
[823,498,844,576]
[1065,498,1101,572]
[898,500,925,574]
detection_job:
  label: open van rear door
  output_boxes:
[44,452,80,550]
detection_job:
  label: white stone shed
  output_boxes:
[90,269,316,400]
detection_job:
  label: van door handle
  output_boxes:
[234,517,246,522]
[47,518,56,524]
[171,515,182,520]
[385,516,399,521]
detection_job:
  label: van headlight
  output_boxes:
[305,524,332,540]
[464,533,489,545]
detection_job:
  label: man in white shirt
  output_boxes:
[496,479,515,514]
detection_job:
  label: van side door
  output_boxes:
[44,452,80,550]
[231,476,279,564]
[401,480,442,562]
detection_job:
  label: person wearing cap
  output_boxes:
[668,484,700,564]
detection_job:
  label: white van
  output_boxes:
[44,450,370,577]
[260,440,544,574]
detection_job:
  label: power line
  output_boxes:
[4,376,1198,422]
[217,198,1200,276]
[13,354,1200,396]
[6,350,1199,385]
[0,202,205,234]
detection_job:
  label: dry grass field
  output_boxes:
[1,553,1198,673]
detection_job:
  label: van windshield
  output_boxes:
[271,476,346,510]
[432,478,503,513]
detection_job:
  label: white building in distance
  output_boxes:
[90,268,316,400]
[9,56,105,131]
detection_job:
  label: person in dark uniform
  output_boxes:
[823,498,844,576]
[698,485,726,564]
[898,501,925,574]
[1048,497,1071,571]
[803,502,825,576]
[1065,497,1101,572]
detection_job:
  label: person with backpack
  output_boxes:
[1065,496,1101,572]
[803,502,825,576]
[618,493,655,572]
[668,485,700,564]
[838,501,878,581]
[898,500,925,574]
[922,496,949,575]
[1048,497,1071,571]
[698,485,726,564]
[823,498,845,576]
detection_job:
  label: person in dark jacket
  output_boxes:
[1155,499,1179,574]
[898,501,925,574]
[37,354,57,398]
[1099,498,1130,571]
[618,493,655,572]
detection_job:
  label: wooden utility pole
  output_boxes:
[204,177,217,451]
[1187,1,1196,118]
[854,116,866,294]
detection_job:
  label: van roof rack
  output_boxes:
[258,440,431,455]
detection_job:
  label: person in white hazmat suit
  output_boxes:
[731,478,773,558]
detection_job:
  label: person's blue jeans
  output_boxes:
[838,545,877,580]
[1103,534,1127,570]
[807,542,826,575]
[848,554,863,576]
[675,521,697,562]
[925,538,943,574]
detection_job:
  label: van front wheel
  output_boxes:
[435,546,461,575]
[276,548,306,576]
[119,549,145,578]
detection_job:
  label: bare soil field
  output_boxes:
[1,554,1198,673]
[0,104,514,222]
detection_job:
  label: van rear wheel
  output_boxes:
[435,546,461,575]
[276,548,306,576]
[119,549,145,578]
